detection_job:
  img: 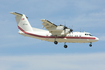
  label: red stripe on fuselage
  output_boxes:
[18,26,96,40]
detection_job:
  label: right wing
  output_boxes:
[41,19,70,36]
[41,19,63,36]
[41,19,71,36]
[41,19,57,28]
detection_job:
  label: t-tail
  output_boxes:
[10,12,33,32]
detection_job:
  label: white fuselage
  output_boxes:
[18,26,99,43]
[10,12,99,45]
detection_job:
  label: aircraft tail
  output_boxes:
[10,12,33,32]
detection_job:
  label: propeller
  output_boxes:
[63,21,68,30]
[69,25,73,32]
[63,21,73,34]
[64,26,68,30]
[63,26,66,34]
[70,29,73,32]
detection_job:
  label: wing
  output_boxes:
[41,19,57,28]
[41,19,71,36]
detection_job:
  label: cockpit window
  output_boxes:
[85,34,92,36]
[89,34,92,36]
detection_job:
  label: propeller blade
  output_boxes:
[70,29,73,32]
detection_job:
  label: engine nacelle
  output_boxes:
[65,29,70,33]
[61,29,70,35]
[46,25,73,36]
[47,26,64,31]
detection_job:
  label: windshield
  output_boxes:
[85,34,92,36]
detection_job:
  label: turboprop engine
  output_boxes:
[47,26,64,31]
[47,25,73,36]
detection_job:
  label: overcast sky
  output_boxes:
[0,0,105,70]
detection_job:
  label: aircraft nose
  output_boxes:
[95,37,99,41]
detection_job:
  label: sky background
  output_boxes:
[0,0,105,70]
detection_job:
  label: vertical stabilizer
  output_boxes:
[10,12,33,32]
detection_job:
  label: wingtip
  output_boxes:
[41,19,46,22]
[10,12,14,14]
[41,19,46,20]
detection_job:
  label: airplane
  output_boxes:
[10,12,99,48]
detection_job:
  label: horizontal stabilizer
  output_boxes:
[10,12,28,18]
[10,12,23,16]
